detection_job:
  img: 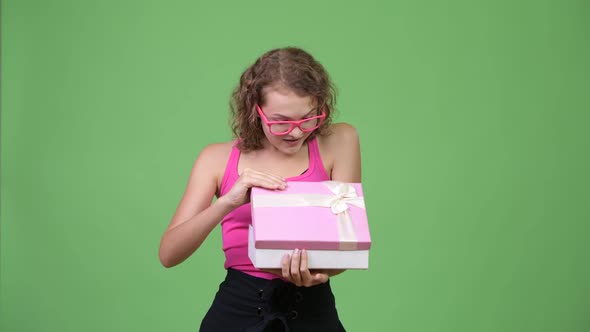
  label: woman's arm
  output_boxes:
[159,143,287,268]
[158,143,233,268]
[328,123,362,183]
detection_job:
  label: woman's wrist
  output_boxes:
[214,196,239,214]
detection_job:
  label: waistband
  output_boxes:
[222,268,338,329]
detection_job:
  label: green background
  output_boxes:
[2,0,589,331]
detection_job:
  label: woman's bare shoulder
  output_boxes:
[197,141,234,171]
[192,141,235,183]
[318,123,361,182]
[319,122,360,150]
[199,141,234,161]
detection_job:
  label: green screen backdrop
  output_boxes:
[2,0,589,331]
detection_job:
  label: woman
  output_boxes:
[159,47,361,331]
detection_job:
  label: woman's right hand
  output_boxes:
[221,168,287,209]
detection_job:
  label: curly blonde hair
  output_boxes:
[230,47,337,151]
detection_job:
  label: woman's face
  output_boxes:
[258,86,319,156]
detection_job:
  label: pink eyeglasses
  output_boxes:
[256,104,326,136]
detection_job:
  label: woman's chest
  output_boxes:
[237,153,310,179]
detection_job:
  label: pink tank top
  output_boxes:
[218,137,330,279]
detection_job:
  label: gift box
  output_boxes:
[248,181,371,269]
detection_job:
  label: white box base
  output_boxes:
[248,226,369,269]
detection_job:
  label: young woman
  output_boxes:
[159,47,361,331]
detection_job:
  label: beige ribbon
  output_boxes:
[252,181,365,250]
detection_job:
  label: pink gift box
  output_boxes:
[249,181,371,269]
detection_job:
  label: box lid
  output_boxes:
[251,181,371,250]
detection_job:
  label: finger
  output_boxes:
[245,173,286,190]
[241,177,281,191]
[290,249,302,286]
[253,170,286,184]
[243,168,285,183]
[281,254,291,280]
[248,170,287,188]
[299,249,313,286]
[313,273,329,285]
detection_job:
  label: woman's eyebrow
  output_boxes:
[270,108,318,120]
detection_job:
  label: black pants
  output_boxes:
[199,268,346,332]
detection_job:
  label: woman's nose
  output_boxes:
[289,126,304,138]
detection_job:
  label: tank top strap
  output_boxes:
[307,137,320,170]
[219,140,241,196]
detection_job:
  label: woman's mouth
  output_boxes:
[283,137,301,146]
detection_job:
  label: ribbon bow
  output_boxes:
[323,181,365,214]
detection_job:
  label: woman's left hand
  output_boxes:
[259,249,345,286]
[281,249,329,287]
